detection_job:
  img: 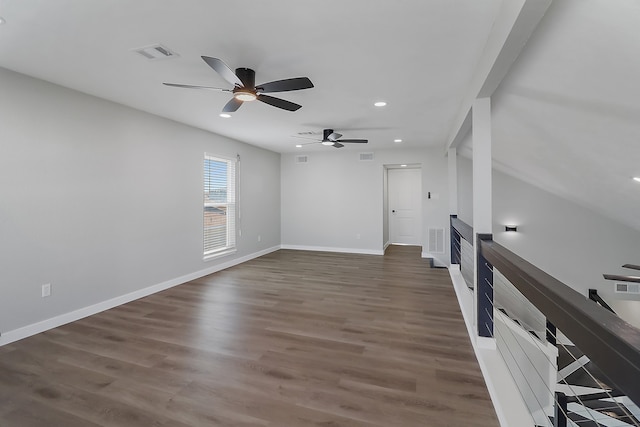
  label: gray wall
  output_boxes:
[280,148,450,265]
[457,155,640,327]
[0,67,281,334]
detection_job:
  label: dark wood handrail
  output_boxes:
[451,216,474,244]
[478,236,640,405]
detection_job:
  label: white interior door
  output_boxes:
[388,168,422,245]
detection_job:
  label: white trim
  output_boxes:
[422,251,447,267]
[449,268,536,427]
[0,246,280,347]
[281,244,384,256]
[203,247,237,261]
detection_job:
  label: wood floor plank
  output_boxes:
[0,246,499,426]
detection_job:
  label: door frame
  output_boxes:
[383,164,422,250]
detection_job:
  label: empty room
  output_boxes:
[2,1,640,426]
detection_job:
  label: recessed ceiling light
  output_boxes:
[374,101,387,107]
[634,177,640,183]
[0,17,6,25]
[394,139,403,143]
[295,144,302,148]
[401,164,407,167]
[219,113,231,118]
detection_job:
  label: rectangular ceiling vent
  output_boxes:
[295,155,309,164]
[359,152,374,162]
[615,283,640,294]
[133,44,178,60]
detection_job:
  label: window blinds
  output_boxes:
[203,154,236,258]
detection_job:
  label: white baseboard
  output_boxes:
[0,246,280,347]
[449,268,536,427]
[422,251,447,267]
[281,244,384,256]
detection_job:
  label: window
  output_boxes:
[203,154,237,259]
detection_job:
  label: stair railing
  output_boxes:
[450,215,475,289]
[476,234,640,427]
[588,289,616,314]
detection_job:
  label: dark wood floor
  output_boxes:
[0,246,499,427]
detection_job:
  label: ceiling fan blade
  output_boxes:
[163,83,230,92]
[333,142,345,148]
[201,56,243,87]
[257,77,314,93]
[328,132,342,141]
[336,139,368,144]
[257,95,301,111]
[622,264,640,271]
[603,274,640,283]
[222,98,243,113]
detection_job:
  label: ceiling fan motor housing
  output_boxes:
[235,68,255,89]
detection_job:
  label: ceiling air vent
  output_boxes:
[133,44,178,60]
[295,155,308,164]
[615,283,640,294]
[359,152,374,162]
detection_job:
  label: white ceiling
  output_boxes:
[2,0,639,232]
[0,0,501,153]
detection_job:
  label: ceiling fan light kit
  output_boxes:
[164,56,314,113]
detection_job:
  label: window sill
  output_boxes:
[203,248,237,262]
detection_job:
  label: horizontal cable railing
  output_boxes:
[451,215,474,243]
[477,235,640,425]
[450,215,474,289]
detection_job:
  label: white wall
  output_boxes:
[457,155,474,225]
[457,155,640,328]
[280,148,450,265]
[0,67,281,337]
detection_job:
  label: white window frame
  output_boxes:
[203,153,237,260]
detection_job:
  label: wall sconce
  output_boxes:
[505,225,518,232]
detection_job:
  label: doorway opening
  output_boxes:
[383,164,422,252]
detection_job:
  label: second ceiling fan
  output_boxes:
[298,129,368,148]
[164,56,314,113]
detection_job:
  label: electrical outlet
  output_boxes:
[42,283,51,298]
[356,234,361,240]
[258,234,261,242]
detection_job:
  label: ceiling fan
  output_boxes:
[296,129,368,148]
[163,56,313,113]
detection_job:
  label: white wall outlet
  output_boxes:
[257,234,261,242]
[356,233,361,240]
[41,283,51,298]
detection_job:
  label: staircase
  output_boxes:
[551,335,640,426]
[497,304,640,427]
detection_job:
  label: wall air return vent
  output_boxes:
[359,152,374,162]
[295,155,309,164]
[133,44,178,60]
[428,228,445,253]
[615,283,640,294]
